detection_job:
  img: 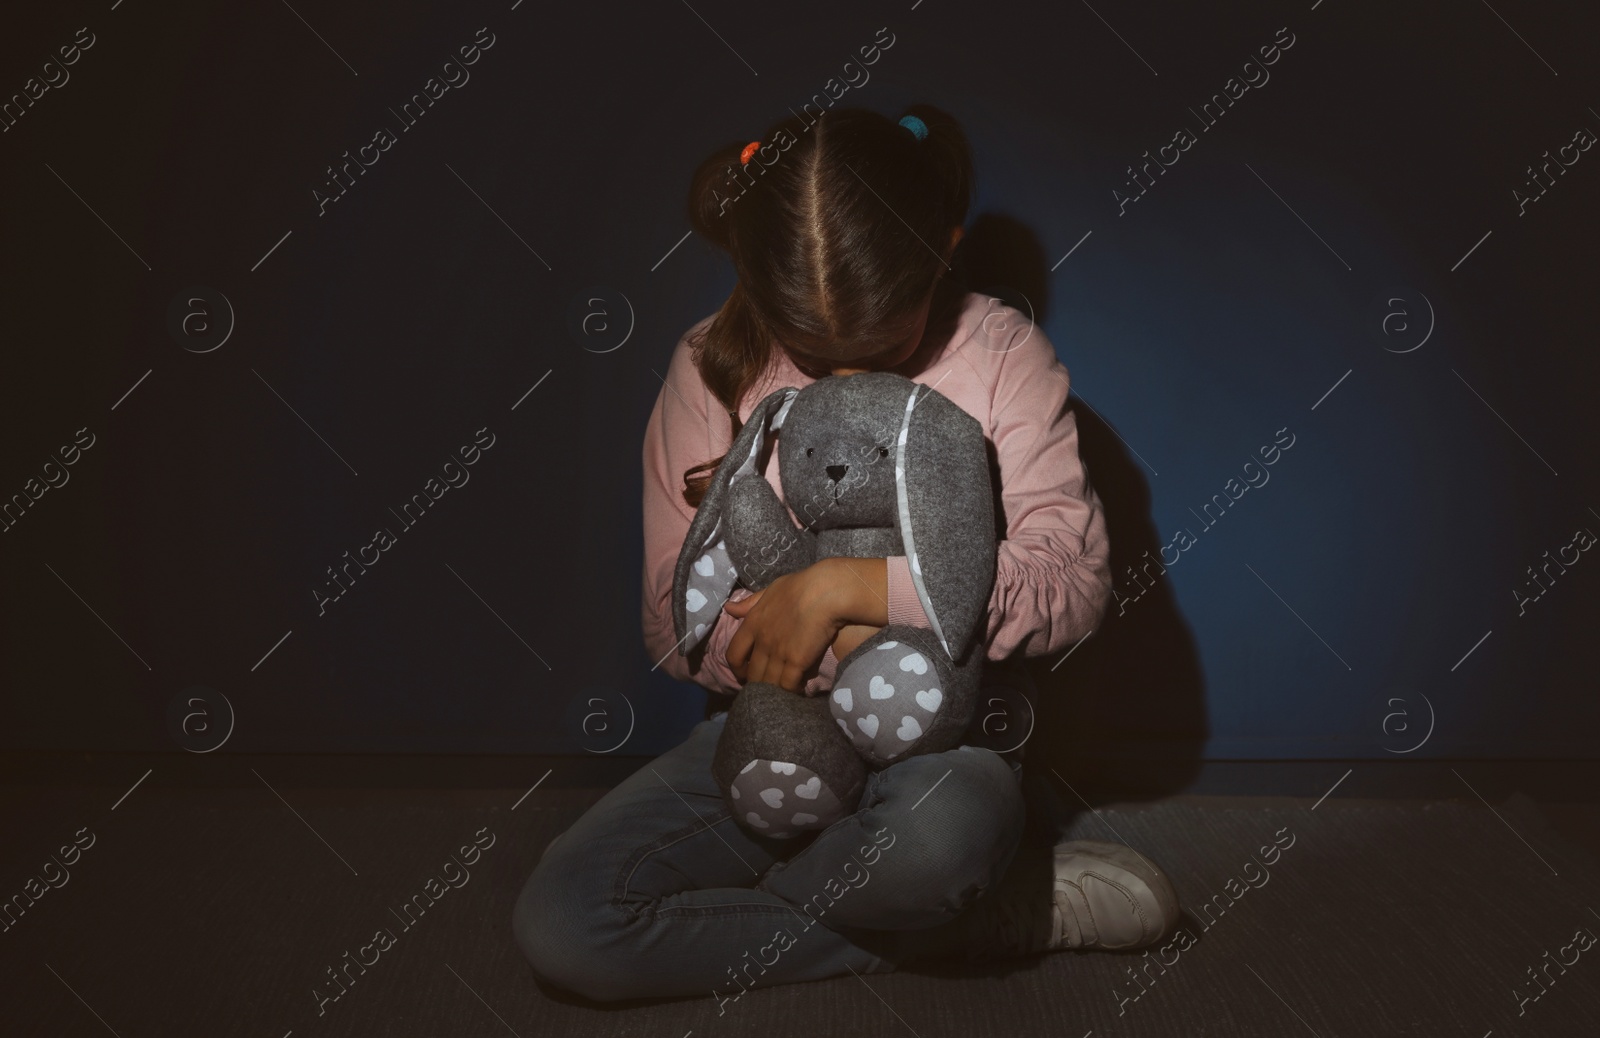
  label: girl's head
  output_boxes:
[682,104,975,506]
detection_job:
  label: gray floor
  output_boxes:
[3,760,1599,1037]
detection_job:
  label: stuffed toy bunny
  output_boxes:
[672,371,996,839]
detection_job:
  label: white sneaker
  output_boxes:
[1051,840,1181,950]
[965,839,1180,959]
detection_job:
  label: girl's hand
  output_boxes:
[723,565,841,694]
[831,623,882,662]
[723,557,889,694]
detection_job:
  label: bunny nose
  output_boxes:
[826,464,848,483]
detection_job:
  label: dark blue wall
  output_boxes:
[1,0,1594,760]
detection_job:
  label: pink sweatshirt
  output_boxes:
[642,291,1111,697]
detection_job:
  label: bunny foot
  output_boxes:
[828,625,956,765]
[728,758,849,839]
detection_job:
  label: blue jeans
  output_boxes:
[512,711,1027,1004]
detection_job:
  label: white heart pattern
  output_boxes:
[694,554,716,576]
[857,714,879,738]
[897,716,923,741]
[836,718,851,736]
[760,788,784,808]
[745,812,769,828]
[899,652,927,675]
[740,760,758,774]
[869,675,895,700]
[791,813,818,825]
[694,623,707,641]
[833,687,853,712]
[877,641,899,650]
[911,554,921,575]
[794,776,820,799]
[769,761,796,775]
[916,687,943,712]
[731,786,741,798]
[686,588,707,612]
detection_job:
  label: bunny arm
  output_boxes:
[722,472,818,590]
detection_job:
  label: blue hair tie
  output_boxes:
[898,114,929,141]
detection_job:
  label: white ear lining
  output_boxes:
[727,388,799,486]
[770,389,797,430]
[893,384,952,659]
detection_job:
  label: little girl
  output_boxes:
[513,104,1179,1004]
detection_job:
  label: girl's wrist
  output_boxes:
[815,556,889,629]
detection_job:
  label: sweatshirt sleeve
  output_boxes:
[980,323,1111,658]
[884,555,935,626]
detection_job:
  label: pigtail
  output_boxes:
[682,282,772,508]
[686,140,749,252]
[897,104,976,231]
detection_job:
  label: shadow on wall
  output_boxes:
[959,213,1208,802]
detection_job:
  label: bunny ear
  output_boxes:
[672,385,800,655]
[893,382,996,661]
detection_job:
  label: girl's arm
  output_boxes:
[641,325,747,695]
[828,322,1109,660]
[955,320,1111,657]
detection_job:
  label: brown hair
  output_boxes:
[679,104,975,508]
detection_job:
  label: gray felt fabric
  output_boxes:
[673,372,997,662]
[815,525,904,559]
[893,380,995,664]
[673,371,997,842]
[724,472,818,590]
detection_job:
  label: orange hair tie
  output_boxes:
[739,140,762,166]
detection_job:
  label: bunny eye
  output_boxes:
[805,447,815,457]
[877,446,889,458]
